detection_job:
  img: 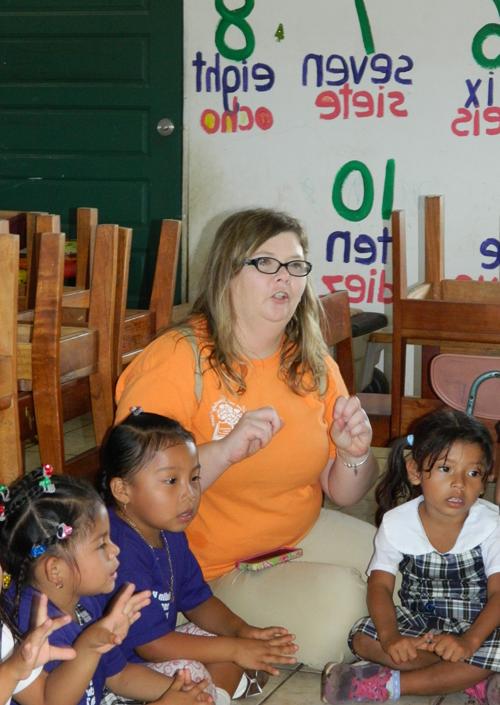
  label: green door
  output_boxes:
[0,0,182,307]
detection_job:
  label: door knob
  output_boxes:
[156,118,175,137]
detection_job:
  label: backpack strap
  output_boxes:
[177,326,203,403]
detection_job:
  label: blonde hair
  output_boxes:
[189,208,328,395]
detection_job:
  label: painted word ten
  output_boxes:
[200,96,273,134]
[325,226,392,265]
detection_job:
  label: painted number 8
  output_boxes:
[215,0,256,62]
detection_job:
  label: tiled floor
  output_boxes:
[23,423,495,704]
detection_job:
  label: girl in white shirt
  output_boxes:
[322,409,500,705]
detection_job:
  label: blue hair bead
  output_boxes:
[407,434,414,447]
[30,544,47,559]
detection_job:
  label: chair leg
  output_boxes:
[31,232,66,473]
[0,232,23,483]
[88,224,118,445]
[391,335,405,439]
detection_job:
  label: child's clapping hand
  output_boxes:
[8,593,76,681]
[79,582,151,654]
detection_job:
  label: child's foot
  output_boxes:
[486,674,500,705]
[321,662,400,703]
[465,679,488,705]
[232,670,270,699]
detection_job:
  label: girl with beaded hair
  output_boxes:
[0,482,77,705]
[322,408,500,705]
[0,466,212,705]
[99,409,299,705]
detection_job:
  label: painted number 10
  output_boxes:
[332,159,395,222]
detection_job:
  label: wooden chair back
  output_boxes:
[390,195,500,441]
[121,218,181,366]
[321,290,391,446]
[18,225,119,478]
[320,290,355,394]
[0,233,23,484]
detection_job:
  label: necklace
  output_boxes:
[118,508,175,604]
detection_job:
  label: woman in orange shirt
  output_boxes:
[115,208,377,669]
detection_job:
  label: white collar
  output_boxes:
[383,497,500,554]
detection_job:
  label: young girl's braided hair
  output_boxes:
[99,409,195,507]
[0,466,104,625]
[375,407,493,526]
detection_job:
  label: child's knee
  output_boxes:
[351,631,375,657]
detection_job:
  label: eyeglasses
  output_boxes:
[243,256,312,277]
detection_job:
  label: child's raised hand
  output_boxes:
[81,582,151,654]
[232,634,298,675]
[151,669,213,704]
[10,593,76,680]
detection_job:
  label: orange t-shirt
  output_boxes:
[115,322,348,580]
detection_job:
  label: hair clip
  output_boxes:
[2,572,11,589]
[130,405,143,416]
[407,434,414,447]
[0,484,10,502]
[39,464,56,494]
[56,523,73,540]
[0,505,5,522]
[30,544,47,559]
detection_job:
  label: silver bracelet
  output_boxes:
[337,451,370,475]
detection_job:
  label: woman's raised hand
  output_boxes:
[219,407,282,465]
[330,396,372,459]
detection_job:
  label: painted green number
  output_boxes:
[472,0,500,69]
[215,0,256,62]
[354,0,375,54]
[332,159,395,222]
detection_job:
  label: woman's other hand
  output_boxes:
[330,396,372,459]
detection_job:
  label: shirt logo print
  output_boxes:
[210,398,245,440]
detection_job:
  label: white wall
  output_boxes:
[184,0,500,317]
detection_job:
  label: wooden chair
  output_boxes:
[34,211,182,371]
[121,218,181,367]
[17,225,119,479]
[320,290,356,394]
[390,195,500,439]
[320,290,391,446]
[14,208,96,311]
[75,207,98,289]
[0,233,23,484]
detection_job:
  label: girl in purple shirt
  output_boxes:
[0,467,211,705]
